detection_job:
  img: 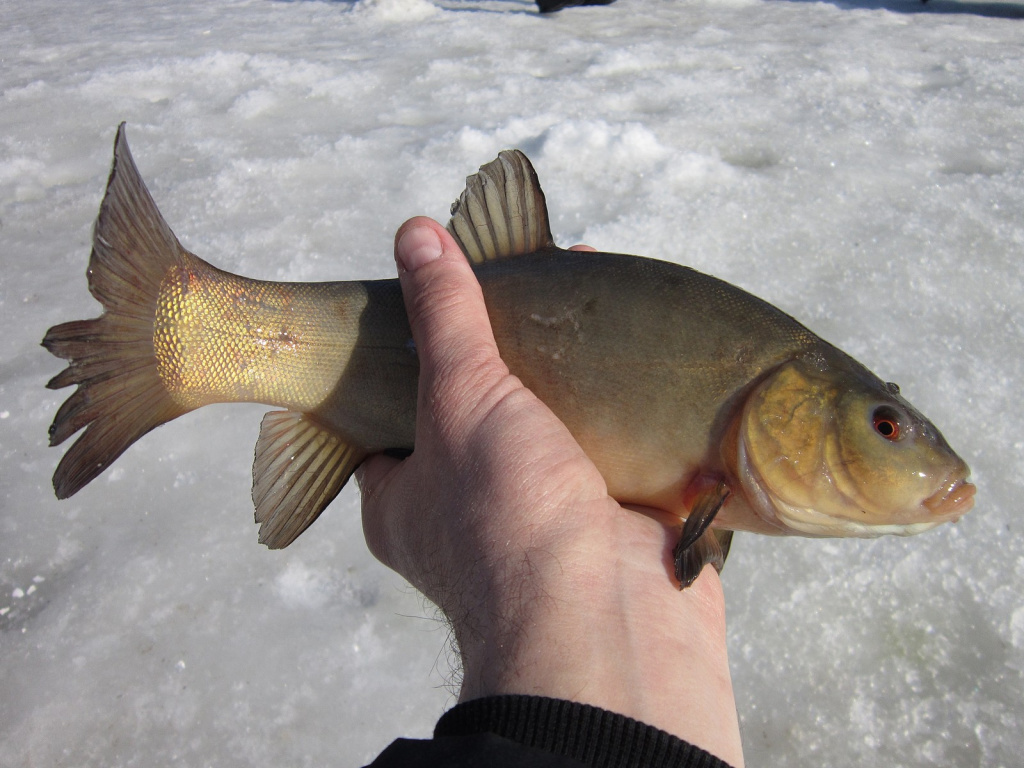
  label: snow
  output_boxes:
[1,0,1022,765]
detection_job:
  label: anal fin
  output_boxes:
[252,410,365,549]
[673,479,732,589]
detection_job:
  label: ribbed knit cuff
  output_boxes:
[435,695,734,768]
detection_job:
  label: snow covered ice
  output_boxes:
[1,0,1022,765]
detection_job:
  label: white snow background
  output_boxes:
[1,0,1022,765]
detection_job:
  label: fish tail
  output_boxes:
[43,123,190,498]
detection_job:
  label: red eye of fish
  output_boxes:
[872,407,902,441]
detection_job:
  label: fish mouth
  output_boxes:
[922,476,976,521]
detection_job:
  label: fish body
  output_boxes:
[44,125,974,585]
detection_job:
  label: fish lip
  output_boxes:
[922,476,976,520]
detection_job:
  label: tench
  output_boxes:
[43,124,975,587]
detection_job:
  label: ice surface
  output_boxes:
[1,0,1022,765]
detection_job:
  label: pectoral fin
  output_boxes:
[252,410,365,549]
[674,529,735,591]
[674,479,732,589]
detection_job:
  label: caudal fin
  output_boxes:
[43,123,189,498]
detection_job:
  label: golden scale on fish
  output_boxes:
[43,124,976,588]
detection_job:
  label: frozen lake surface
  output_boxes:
[1,0,1022,765]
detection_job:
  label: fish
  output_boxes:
[43,124,975,588]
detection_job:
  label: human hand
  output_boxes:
[357,217,744,767]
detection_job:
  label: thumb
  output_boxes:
[393,217,510,440]
[358,217,510,569]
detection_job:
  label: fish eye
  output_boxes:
[872,405,903,441]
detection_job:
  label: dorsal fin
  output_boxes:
[446,150,555,264]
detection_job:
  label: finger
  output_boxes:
[394,216,496,358]
[361,218,511,570]
[356,451,405,565]
[568,244,596,252]
[354,452,400,501]
[393,217,510,437]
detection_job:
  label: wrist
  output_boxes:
[450,507,744,767]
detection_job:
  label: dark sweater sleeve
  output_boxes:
[363,695,735,768]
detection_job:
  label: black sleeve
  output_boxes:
[363,694,735,768]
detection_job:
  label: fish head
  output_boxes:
[735,357,975,537]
